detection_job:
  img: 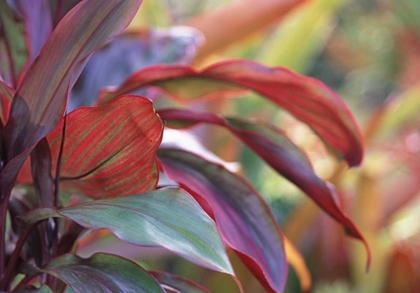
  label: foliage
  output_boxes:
[0,0,369,292]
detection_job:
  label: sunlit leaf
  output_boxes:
[19,188,234,275]
[100,60,363,166]
[158,149,287,293]
[47,95,163,199]
[43,253,165,293]
[150,271,211,293]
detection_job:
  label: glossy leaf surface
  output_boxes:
[47,95,163,198]
[20,188,233,275]
[100,60,363,166]
[158,149,287,293]
[150,271,211,293]
[159,108,369,247]
[43,253,164,293]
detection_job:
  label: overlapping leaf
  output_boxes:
[46,95,163,199]
[69,27,202,110]
[43,253,165,293]
[158,149,287,293]
[0,0,142,201]
[158,108,369,249]
[0,80,13,123]
[99,60,363,166]
[150,271,211,293]
[4,0,142,161]
[19,188,233,275]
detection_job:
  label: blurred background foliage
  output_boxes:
[81,0,420,292]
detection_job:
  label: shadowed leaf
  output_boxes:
[19,188,233,275]
[150,271,211,293]
[47,95,163,198]
[100,60,363,166]
[158,108,370,253]
[158,149,287,293]
[43,253,164,293]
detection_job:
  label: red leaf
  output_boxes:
[158,148,287,293]
[100,60,363,166]
[47,95,163,199]
[158,108,370,257]
[4,0,143,163]
[0,80,13,123]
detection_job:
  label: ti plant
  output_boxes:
[0,0,369,292]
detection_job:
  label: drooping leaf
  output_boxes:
[69,27,202,110]
[150,271,211,293]
[158,149,287,293]
[100,60,363,166]
[0,0,142,201]
[0,0,28,86]
[158,108,369,249]
[46,95,163,199]
[19,188,234,275]
[43,253,165,293]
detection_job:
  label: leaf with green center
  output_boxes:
[150,271,211,293]
[19,188,233,275]
[158,149,287,293]
[100,60,363,166]
[158,108,370,258]
[46,95,163,198]
[42,253,164,293]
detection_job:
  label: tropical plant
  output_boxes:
[0,0,369,292]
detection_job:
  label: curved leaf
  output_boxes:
[19,188,233,275]
[158,109,369,249]
[43,253,164,293]
[47,95,163,198]
[4,0,143,162]
[69,26,202,110]
[158,149,287,293]
[150,271,211,293]
[100,60,363,166]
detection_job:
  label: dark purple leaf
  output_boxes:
[158,149,287,293]
[158,108,370,253]
[43,253,165,293]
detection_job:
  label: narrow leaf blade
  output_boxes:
[158,108,370,251]
[100,60,363,166]
[47,95,163,198]
[43,253,164,293]
[158,149,288,293]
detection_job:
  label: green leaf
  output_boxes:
[19,188,233,275]
[43,253,164,293]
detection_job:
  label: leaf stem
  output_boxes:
[0,222,37,291]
